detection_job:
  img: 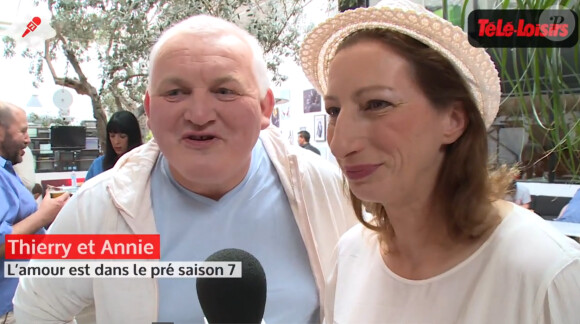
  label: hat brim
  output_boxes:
[300,6,501,128]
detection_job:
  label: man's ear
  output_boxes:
[441,101,468,144]
[144,91,151,129]
[259,89,275,130]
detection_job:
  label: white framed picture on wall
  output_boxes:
[314,115,326,142]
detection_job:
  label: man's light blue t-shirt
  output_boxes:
[151,139,319,324]
[0,156,42,315]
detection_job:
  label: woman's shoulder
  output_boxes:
[487,204,580,322]
[337,223,379,256]
[88,155,104,168]
[85,155,105,179]
[489,202,580,275]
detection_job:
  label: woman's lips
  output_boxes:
[344,164,381,180]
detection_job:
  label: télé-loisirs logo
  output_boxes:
[467,9,578,48]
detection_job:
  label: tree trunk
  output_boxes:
[89,86,108,152]
[134,105,150,142]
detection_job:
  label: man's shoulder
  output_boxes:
[261,127,340,178]
[307,144,321,154]
[516,182,531,193]
[74,142,159,211]
[0,167,23,196]
[294,147,339,177]
[75,168,115,199]
[0,169,21,212]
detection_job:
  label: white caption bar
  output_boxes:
[5,261,242,278]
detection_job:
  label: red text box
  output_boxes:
[4,234,160,259]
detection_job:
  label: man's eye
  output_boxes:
[216,88,236,95]
[214,88,239,101]
[163,89,188,101]
[365,100,392,110]
[166,89,182,96]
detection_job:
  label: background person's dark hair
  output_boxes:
[298,130,311,143]
[103,110,142,171]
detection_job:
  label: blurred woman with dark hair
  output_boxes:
[86,111,142,180]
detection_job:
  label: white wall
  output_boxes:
[273,72,337,165]
[271,0,338,166]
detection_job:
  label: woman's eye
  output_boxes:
[326,107,340,117]
[365,100,392,110]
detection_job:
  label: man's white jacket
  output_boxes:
[13,126,357,323]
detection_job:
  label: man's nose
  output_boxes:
[183,93,217,127]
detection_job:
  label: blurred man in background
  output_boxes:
[557,189,580,223]
[298,130,321,155]
[0,101,69,324]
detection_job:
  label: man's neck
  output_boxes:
[167,158,251,201]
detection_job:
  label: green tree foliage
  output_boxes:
[338,0,368,11]
[3,0,310,146]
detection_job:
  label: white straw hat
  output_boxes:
[300,0,502,128]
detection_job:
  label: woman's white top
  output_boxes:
[325,204,580,324]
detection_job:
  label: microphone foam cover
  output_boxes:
[196,248,267,324]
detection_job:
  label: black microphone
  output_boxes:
[196,248,267,324]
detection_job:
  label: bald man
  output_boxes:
[0,101,69,323]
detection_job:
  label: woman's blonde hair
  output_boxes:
[336,29,514,243]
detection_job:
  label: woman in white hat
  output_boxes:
[300,0,580,322]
